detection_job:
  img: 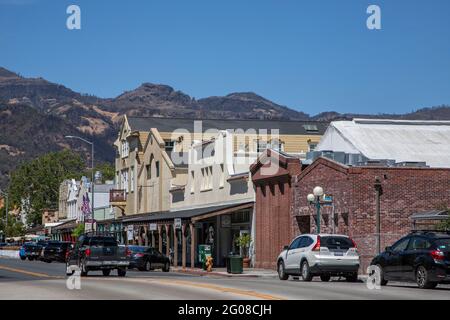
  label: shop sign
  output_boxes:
[174,218,182,229]
[127,225,134,240]
[149,223,157,231]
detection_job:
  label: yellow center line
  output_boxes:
[0,264,61,279]
[88,277,286,300]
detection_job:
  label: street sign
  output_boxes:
[322,194,333,206]
[149,223,157,231]
[174,218,182,230]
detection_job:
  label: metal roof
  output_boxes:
[127,116,327,135]
[411,210,449,221]
[317,119,450,168]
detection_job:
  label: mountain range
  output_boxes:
[0,66,449,189]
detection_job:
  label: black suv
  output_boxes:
[371,231,450,289]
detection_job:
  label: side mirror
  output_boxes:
[283,245,289,251]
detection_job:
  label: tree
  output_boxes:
[8,150,85,226]
[437,210,450,231]
[72,223,84,238]
[0,208,25,237]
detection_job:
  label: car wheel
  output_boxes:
[416,265,437,289]
[145,261,152,272]
[163,262,170,272]
[118,268,127,277]
[375,264,388,286]
[80,260,88,277]
[345,273,358,282]
[278,261,289,280]
[102,269,111,276]
[320,275,331,282]
[20,256,26,261]
[301,261,313,282]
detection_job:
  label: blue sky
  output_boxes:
[0,0,449,116]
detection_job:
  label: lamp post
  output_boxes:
[65,136,95,232]
[307,186,324,234]
[0,191,8,240]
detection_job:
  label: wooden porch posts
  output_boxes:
[181,224,186,269]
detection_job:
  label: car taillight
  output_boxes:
[350,238,357,249]
[126,248,132,257]
[431,249,445,261]
[312,236,321,251]
[85,248,91,257]
[135,253,144,258]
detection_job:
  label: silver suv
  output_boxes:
[277,234,360,282]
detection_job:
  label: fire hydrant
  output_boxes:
[205,255,213,272]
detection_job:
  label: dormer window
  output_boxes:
[121,140,129,158]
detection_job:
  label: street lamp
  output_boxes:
[0,191,8,240]
[65,136,95,232]
[307,186,324,234]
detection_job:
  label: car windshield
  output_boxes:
[321,236,354,250]
[89,237,117,247]
[434,238,450,251]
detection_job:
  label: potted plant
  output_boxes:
[235,233,252,268]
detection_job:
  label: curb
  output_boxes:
[171,268,278,278]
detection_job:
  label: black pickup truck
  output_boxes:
[66,235,130,277]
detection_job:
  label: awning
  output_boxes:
[53,219,78,231]
[411,210,449,221]
[122,201,254,223]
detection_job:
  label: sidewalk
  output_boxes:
[171,266,278,278]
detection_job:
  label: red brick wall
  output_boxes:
[292,158,450,272]
[254,180,293,269]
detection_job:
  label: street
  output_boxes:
[1,258,450,300]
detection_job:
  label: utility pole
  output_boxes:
[374,177,383,254]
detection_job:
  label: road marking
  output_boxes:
[86,277,286,300]
[0,264,61,279]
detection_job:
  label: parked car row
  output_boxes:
[19,240,72,262]
[277,230,450,289]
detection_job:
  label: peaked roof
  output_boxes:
[126,116,327,135]
[317,119,450,168]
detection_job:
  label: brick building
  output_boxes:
[292,157,450,271]
[250,149,302,269]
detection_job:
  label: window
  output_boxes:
[219,164,225,188]
[289,237,302,250]
[392,237,410,252]
[201,168,205,190]
[165,141,175,152]
[303,124,319,132]
[308,142,318,152]
[190,171,195,193]
[130,166,134,193]
[208,166,213,189]
[256,140,267,153]
[146,164,151,180]
[121,140,129,158]
[155,161,160,178]
[121,169,129,193]
[270,139,284,152]
[408,237,431,250]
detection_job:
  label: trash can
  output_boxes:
[226,255,243,274]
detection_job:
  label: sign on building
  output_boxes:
[174,218,182,230]
[149,223,157,231]
[127,225,134,241]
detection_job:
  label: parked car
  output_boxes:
[370,230,450,289]
[40,241,72,263]
[0,242,8,248]
[128,245,170,272]
[277,234,360,282]
[38,240,61,262]
[19,242,42,261]
[66,235,130,277]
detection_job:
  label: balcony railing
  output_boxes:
[110,189,127,203]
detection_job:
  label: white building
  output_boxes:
[316,119,450,168]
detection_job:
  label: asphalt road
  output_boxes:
[1,258,450,300]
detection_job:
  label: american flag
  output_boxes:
[81,193,92,220]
